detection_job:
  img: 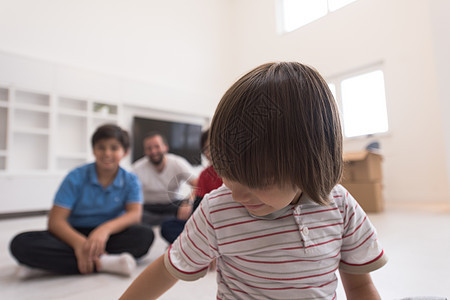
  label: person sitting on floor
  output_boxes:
[132,132,198,226]
[160,128,222,244]
[9,124,154,278]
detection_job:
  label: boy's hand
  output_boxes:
[86,226,111,260]
[74,243,95,274]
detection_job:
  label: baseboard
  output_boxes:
[0,210,49,220]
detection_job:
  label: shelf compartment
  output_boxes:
[56,157,87,171]
[14,103,51,113]
[57,108,89,117]
[59,97,88,112]
[55,114,88,154]
[15,90,50,107]
[13,127,50,135]
[13,109,50,130]
[0,107,7,150]
[0,87,8,103]
[11,133,49,170]
[93,102,118,116]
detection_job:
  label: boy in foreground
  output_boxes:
[120,62,387,299]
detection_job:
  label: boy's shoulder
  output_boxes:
[329,184,349,203]
[118,166,139,181]
[201,185,240,215]
[203,184,233,204]
[65,162,94,180]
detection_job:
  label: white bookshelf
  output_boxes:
[0,87,8,171]
[0,51,209,215]
[0,86,120,174]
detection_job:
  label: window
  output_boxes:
[279,0,358,32]
[329,69,389,138]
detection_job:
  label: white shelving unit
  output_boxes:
[0,85,120,174]
[0,87,9,171]
[0,51,208,215]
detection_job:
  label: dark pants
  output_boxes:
[9,224,154,274]
[142,202,182,226]
[159,196,203,243]
[160,219,187,244]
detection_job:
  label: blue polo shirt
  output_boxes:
[54,163,143,228]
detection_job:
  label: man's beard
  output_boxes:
[148,154,164,166]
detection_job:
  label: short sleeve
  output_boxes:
[164,195,218,281]
[339,189,388,274]
[53,171,79,210]
[125,172,143,204]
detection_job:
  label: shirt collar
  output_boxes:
[88,163,124,188]
[249,192,314,220]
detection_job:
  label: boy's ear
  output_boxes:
[124,149,130,157]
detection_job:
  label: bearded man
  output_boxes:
[132,132,198,226]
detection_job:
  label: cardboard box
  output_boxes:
[341,150,384,213]
[342,150,383,183]
[342,182,384,213]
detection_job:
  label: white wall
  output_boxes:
[1,0,449,213]
[0,0,234,114]
[429,0,450,192]
[229,0,450,204]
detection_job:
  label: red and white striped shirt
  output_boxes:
[165,184,387,299]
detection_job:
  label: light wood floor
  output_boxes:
[1,206,449,299]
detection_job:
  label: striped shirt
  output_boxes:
[164,184,387,299]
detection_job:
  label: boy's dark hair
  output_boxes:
[91,124,130,151]
[200,129,209,152]
[210,62,343,205]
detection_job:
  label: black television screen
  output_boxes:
[132,116,203,166]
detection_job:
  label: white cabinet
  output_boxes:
[0,85,120,174]
[0,87,8,170]
[11,88,51,171]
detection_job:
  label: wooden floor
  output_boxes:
[1,206,449,299]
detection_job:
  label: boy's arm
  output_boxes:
[94,202,142,235]
[120,255,178,300]
[48,205,94,273]
[339,270,381,300]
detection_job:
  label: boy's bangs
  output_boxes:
[210,113,292,189]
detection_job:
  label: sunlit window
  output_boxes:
[329,69,389,138]
[328,83,336,99]
[280,0,358,32]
